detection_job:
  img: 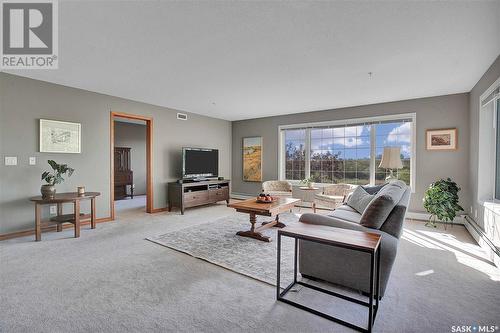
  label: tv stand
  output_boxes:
[167,179,230,214]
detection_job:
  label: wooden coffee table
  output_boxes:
[228,197,301,242]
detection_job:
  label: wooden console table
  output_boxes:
[29,192,100,241]
[168,180,230,214]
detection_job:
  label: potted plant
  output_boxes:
[41,160,75,199]
[423,178,463,228]
[300,177,315,189]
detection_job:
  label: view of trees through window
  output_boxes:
[284,129,306,180]
[283,119,412,186]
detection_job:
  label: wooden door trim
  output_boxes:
[110,111,154,220]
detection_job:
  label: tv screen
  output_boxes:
[183,148,218,178]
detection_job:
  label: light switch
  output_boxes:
[29,157,36,165]
[5,156,17,166]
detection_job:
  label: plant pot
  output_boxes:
[41,185,56,199]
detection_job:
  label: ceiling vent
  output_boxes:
[177,113,188,121]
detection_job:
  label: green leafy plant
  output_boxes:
[300,177,315,187]
[423,178,463,228]
[41,160,75,186]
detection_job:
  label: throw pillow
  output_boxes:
[362,183,387,195]
[360,182,405,229]
[346,186,374,215]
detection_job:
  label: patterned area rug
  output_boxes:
[147,212,300,287]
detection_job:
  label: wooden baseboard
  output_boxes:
[151,207,168,213]
[0,216,113,241]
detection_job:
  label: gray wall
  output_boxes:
[114,121,147,195]
[469,55,500,229]
[0,73,231,235]
[232,94,470,213]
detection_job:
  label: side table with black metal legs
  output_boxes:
[276,224,381,333]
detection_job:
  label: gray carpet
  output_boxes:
[147,212,299,287]
[1,202,499,332]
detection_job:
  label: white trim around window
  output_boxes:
[277,113,417,192]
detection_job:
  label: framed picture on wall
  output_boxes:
[242,136,262,182]
[40,119,81,153]
[426,128,457,151]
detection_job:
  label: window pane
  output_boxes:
[374,121,412,186]
[345,171,356,184]
[375,172,387,185]
[284,129,306,181]
[356,171,370,185]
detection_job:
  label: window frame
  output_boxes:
[478,75,500,204]
[496,99,500,200]
[278,113,416,192]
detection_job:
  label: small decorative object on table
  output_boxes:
[40,160,75,199]
[77,186,85,196]
[256,191,275,203]
[299,177,315,189]
[423,177,463,228]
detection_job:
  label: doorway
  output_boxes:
[110,112,153,219]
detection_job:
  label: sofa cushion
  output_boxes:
[328,206,362,223]
[346,186,374,214]
[360,181,406,229]
[362,183,387,195]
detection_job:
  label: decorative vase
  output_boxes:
[41,185,56,199]
[77,186,85,196]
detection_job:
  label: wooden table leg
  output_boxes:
[35,203,42,241]
[90,198,96,229]
[74,200,80,238]
[236,212,272,242]
[261,214,286,228]
[56,203,63,232]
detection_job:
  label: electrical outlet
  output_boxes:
[4,156,17,166]
[29,157,36,165]
[49,205,57,215]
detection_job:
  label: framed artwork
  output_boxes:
[243,136,262,182]
[39,119,81,153]
[426,128,457,151]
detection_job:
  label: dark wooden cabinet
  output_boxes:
[114,147,134,200]
[168,180,230,214]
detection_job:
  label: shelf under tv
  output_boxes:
[167,179,230,214]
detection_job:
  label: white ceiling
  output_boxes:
[5,1,500,121]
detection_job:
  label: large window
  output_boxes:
[280,114,415,187]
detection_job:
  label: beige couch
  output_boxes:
[262,180,292,197]
[314,184,356,211]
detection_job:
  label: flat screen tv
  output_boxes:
[182,147,218,179]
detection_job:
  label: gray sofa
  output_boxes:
[298,181,411,297]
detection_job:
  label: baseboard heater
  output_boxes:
[463,215,500,267]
